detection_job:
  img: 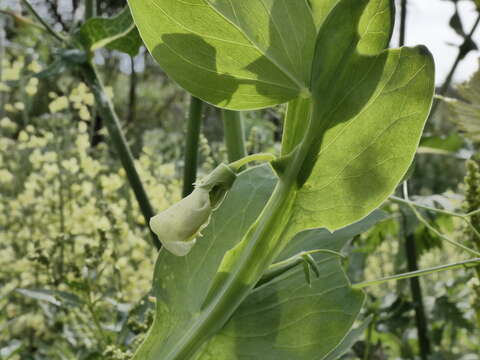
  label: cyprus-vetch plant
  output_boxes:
[127,0,436,358]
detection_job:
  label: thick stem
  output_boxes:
[127,56,137,125]
[85,0,97,19]
[405,233,431,360]
[222,110,247,162]
[81,62,161,250]
[182,97,204,197]
[399,0,407,47]
[159,100,320,360]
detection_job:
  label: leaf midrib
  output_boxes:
[204,0,310,92]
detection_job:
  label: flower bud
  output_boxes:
[150,188,212,256]
[150,163,237,256]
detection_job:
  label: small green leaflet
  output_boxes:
[128,0,317,110]
[77,7,142,56]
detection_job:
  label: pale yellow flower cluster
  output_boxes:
[1,118,181,341]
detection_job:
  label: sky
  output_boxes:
[395,0,480,85]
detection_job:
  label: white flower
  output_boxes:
[150,188,212,256]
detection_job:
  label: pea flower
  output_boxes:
[150,164,236,256]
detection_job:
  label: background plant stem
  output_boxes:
[222,110,247,162]
[81,62,161,250]
[182,96,204,197]
[398,5,432,357]
[85,0,97,19]
[405,233,432,359]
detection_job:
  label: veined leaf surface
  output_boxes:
[132,166,276,359]
[284,0,434,236]
[77,7,142,56]
[128,0,316,110]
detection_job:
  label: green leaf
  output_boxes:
[284,0,434,236]
[132,165,277,359]
[16,288,83,307]
[128,0,317,110]
[309,0,342,30]
[195,249,364,360]
[418,134,464,154]
[323,316,372,360]
[77,7,142,56]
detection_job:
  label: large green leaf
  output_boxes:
[132,165,276,359]
[283,0,434,236]
[77,7,142,56]
[128,0,316,110]
[133,166,384,359]
[195,242,364,360]
[193,214,388,360]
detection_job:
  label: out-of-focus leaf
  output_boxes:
[418,134,464,154]
[433,295,474,332]
[0,340,22,359]
[323,316,372,360]
[16,288,83,307]
[76,7,142,56]
[449,8,465,37]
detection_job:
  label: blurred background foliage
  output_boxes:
[1,0,480,359]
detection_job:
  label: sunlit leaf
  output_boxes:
[128,0,316,109]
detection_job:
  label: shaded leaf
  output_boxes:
[77,7,142,56]
[128,0,317,109]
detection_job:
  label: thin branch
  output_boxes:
[401,183,480,257]
[21,0,66,43]
[390,194,480,246]
[353,258,480,289]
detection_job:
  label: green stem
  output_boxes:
[229,153,276,172]
[222,110,247,162]
[21,0,66,43]
[400,184,480,257]
[256,249,344,287]
[399,0,407,47]
[81,62,161,250]
[85,0,97,19]
[404,230,431,359]
[390,195,465,218]
[159,99,320,360]
[353,258,480,289]
[182,96,204,197]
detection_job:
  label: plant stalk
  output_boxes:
[182,96,204,197]
[21,0,66,43]
[81,62,161,250]
[405,232,431,360]
[159,100,323,360]
[85,0,97,19]
[222,110,247,162]
[353,258,480,289]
